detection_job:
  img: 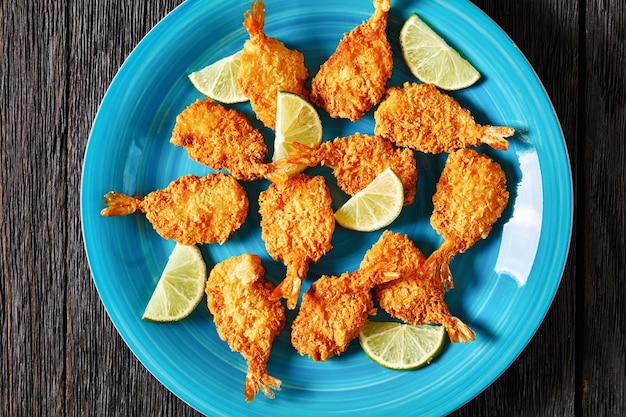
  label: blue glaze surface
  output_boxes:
[81,1,572,415]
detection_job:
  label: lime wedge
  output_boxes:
[334,167,404,232]
[359,321,447,370]
[272,91,323,173]
[142,244,207,322]
[188,51,248,104]
[400,13,480,90]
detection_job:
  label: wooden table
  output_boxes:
[1,0,624,415]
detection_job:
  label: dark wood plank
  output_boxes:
[63,2,200,416]
[1,1,70,416]
[579,0,626,415]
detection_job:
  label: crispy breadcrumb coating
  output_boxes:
[205,254,285,401]
[361,231,475,343]
[426,149,509,290]
[311,0,392,121]
[258,173,335,309]
[238,1,309,128]
[170,98,270,181]
[291,264,399,361]
[100,174,248,245]
[431,149,509,253]
[374,83,514,153]
[286,133,418,205]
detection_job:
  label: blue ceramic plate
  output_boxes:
[81,0,572,415]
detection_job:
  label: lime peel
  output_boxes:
[188,50,248,104]
[272,91,323,174]
[400,13,480,90]
[142,244,207,322]
[334,167,404,232]
[359,321,447,370]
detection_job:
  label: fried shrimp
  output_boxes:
[360,231,476,343]
[100,174,248,245]
[374,83,515,153]
[310,0,392,121]
[286,133,418,205]
[205,254,285,402]
[238,1,309,128]
[427,149,509,290]
[170,98,273,181]
[291,263,399,361]
[258,173,335,309]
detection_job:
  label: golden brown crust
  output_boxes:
[291,255,401,361]
[205,254,285,401]
[374,83,514,153]
[259,174,334,264]
[287,134,418,205]
[291,272,375,361]
[238,1,309,128]
[258,173,335,308]
[310,0,392,121]
[170,98,269,181]
[431,149,509,253]
[140,174,248,245]
[361,231,475,343]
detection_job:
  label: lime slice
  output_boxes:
[334,167,404,232]
[142,244,207,322]
[188,51,248,104]
[400,13,480,90]
[272,91,323,173]
[359,321,447,370]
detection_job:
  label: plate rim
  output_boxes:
[80,0,574,415]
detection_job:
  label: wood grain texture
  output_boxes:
[0,0,624,415]
[2,2,69,416]
[62,3,197,416]
[579,0,625,416]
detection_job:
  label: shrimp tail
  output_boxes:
[373,0,391,13]
[350,259,401,291]
[264,142,324,183]
[445,316,476,343]
[264,160,298,183]
[371,0,391,30]
[270,261,308,309]
[270,277,301,309]
[243,1,265,38]
[100,192,143,216]
[437,261,454,292]
[244,371,281,402]
[285,141,323,166]
[375,270,401,285]
[482,125,514,150]
[423,246,455,291]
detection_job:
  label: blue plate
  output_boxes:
[81,0,572,415]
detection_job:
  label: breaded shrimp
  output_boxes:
[291,263,399,361]
[310,0,392,121]
[100,174,248,245]
[286,133,418,205]
[427,149,509,290]
[205,254,285,402]
[238,1,309,128]
[360,231,475,343]
[374,83,515,153]
[170,98,272,181]
[258,173,335,309]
